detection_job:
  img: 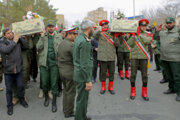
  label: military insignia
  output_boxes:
[142,21,146,25]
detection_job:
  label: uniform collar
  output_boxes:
[82,33,91,42]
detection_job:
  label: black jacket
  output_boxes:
[0,37,28,74]
[91,38,98,60]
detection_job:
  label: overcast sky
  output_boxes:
[50,0,163,26]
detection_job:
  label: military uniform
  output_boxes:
[73,33,93,120]
[114,34,130,80]
[57,28,76,117]
[30,34,40,82]
[153,31,161,71]
[127,19,153,101]
[93,20,116,95]
[160,17,180,101]
[152,30,167,83]
[36,20,62,112]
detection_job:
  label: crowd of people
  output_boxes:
[0,16,180,120]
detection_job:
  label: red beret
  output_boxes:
[99,20,109,26]
[139,19,149,26]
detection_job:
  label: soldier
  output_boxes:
[30,34,40,82]
[152,25,168,84]
[160,17,180,102]
[57,27,77,118]
[73,20,94,120]
[127,19,153,101]
[36,20,62,112]
[93,20,116,95]
[114,33,130,80]
[0,53,3,91]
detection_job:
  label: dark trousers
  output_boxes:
[99,61,115,81]
[118,52,130,71]
[75,82,89,120]
[161,60,180,95]
[154,54,160,70]
[92,58,98,81]
[130,59,148,84]
[30,47,38,80]
[0,63,3,83]
[4,71,25,108]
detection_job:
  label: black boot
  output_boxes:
[20,100,29,108]
[44,93,49,107]
[163,89,175,94]
[160,78,168,84]
[52,95,57,113]
[7,107,13,116]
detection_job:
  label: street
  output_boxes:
[0,62,179,120]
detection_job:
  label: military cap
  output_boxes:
[99,20,109,26]
[166,17,175,23]
[47,20,56,27]
[139,19,149,26]
[64,27,76,33]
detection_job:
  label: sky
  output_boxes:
[49,0,163,26]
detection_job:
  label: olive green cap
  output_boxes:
[47,20,56,27]
[166,17,175,23]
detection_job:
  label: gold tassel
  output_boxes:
[147,60,151,69]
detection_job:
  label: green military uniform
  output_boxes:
[57,38,76,116]
[160,20,180,98]
[93,31,116,81]
[73,33,93,120]
[153,31,161,70]
[36,32,62,96]
[114,35,130,72]
[128,32,152,84]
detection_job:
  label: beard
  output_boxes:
[48,30,54,34]
[89,31,93,38]
[167,25,175,30]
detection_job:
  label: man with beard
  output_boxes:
[73,20,94,120]
[127,19,153,101]
[36,20,62,112]
[160,17,180,102]
[93,20,116,95]
[0,28,29,115]
[57,27,77,118]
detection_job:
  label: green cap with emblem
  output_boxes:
[166,17,175,23]
[47,20,56,27]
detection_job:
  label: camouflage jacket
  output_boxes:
[36,32,63,67]
[127,32,152,59]
[114,35,130,53]
[93,31,116,61]
[152,31,160,55]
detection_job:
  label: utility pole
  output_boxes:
[133,0,135,19]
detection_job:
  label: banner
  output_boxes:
[12,18,45,35]
[111,20,138,33]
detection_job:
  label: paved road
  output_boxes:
[0,62,179,120]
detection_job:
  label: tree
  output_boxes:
[0,0,58,27]
[141,0,180,24]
